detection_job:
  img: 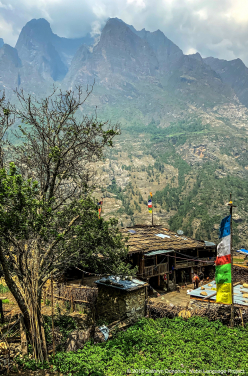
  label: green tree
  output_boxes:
[0,87,134,362]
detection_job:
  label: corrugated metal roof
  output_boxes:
[204,241,216,247]
[95,276,148,291]
[188,281,248,306]
[144,249,174,257]
[156,234,170,239]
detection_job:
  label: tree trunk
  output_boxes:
[21,280,48,361]
[0,246,48,361]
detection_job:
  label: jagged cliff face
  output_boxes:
[0,17,237,106]
[0,17,248,247]
[15,18,68,82]
[0,44,21,91]
[15,18,93,82]
[204,56,248,108]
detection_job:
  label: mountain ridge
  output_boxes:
[0,17,248,247]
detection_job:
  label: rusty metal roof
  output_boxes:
[121,225,215,254]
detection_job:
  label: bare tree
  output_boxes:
[12,85,119,207]
[0,91,15,168]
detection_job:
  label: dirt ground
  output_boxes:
[149,282,197,307]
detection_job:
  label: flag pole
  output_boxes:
[150,192,153,226]
[228,193,235,327]
[152,199,153,226]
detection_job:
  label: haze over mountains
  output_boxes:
[1,17,248,248]
[0,17,245,107]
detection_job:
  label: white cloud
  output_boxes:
[127,0,146,9]
[0,1,13,10]
[90,20,102,37]
[1,0,248,65]
[186,47,197,55]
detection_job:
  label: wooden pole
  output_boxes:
[229,193,235,328]
[150,192,153,226]
[239,308,244,327]
[51,273,55,357]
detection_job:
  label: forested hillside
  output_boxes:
[1,17,248,248]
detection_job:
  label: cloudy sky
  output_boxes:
[1,0,248,65]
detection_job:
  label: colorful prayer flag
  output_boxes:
[150,192,152,197]
[98,201,103,205]
[148,199,152,213]
[215,215,232,304]
[98,207,101,219]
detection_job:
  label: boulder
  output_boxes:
[66,327,92,352]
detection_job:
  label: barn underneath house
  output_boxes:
[121,225,216,291]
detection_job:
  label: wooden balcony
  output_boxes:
[175,260,196,269]
[197,257,215,266]
[175,257,215,269]
[143,262,168,277]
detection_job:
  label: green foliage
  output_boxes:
[0,163,134,277]
[44,313,77,350]
[21,316,248,375]
[0,284,9,294]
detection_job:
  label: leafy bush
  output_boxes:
[45,317,248,375]
[0,284,9,294]
[44,313,77,350]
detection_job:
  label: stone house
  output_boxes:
[95,276,148,323]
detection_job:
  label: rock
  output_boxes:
[66,327,92,352]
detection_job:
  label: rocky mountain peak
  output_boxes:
[187,52,203,62]
[91,17,159,78]
[0,38,4,49]
[16,18,53,48]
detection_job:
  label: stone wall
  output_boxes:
[97,285,146,323]
[233,265,248,284]
[0,342,21,373]
[125,288,146,321]
[148,299,248,326]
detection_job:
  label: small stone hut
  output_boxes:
[95,276,148,323]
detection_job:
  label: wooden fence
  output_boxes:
[44,282,98,311]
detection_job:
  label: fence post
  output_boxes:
[71,288,75,313]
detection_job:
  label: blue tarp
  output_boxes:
[236,249,248,256]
